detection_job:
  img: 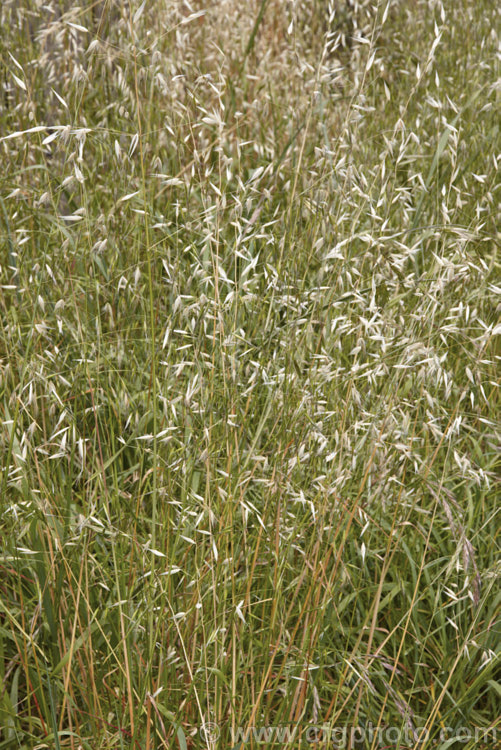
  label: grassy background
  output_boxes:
[0,0,499,748]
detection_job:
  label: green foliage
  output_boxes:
[0,0,499,747]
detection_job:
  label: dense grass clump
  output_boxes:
[0,1,499,748]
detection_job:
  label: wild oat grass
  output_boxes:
[0,1,499,748]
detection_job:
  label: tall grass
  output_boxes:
[0,1,499,748]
